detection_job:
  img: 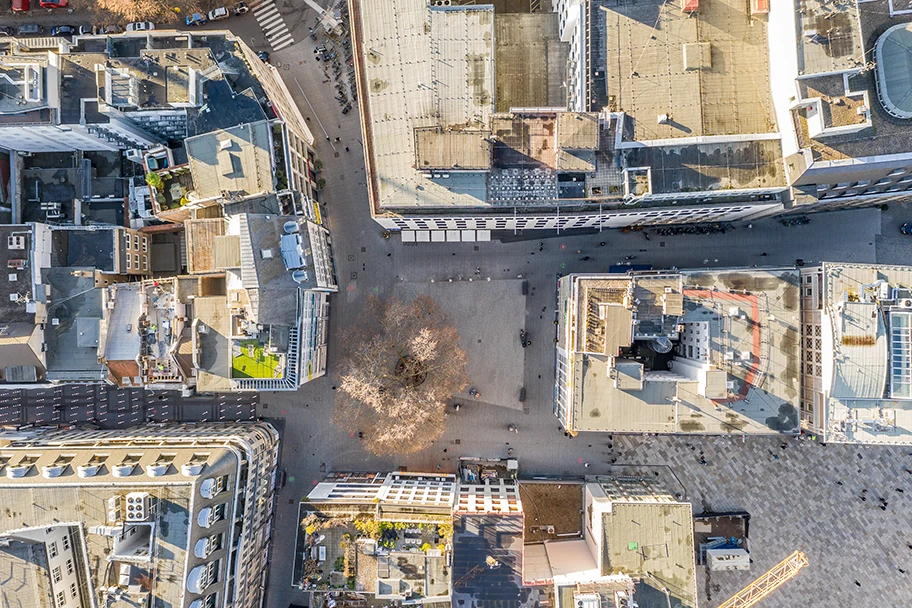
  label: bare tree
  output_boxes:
[333,295,468,455]
[83,0,208,24]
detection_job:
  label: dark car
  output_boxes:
[902,223,912,235]
[185,13,208,26]
[50,25,76,37]
[0,26,14,36]
[256,51,270,62]
[78,25,97,35]
[17,24,44,36]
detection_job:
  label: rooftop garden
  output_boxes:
[231,340,284,379]
[297,511,454,591]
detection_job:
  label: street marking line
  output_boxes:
[259,14,284,29]
[272,37,295,51]
[267,29,293,43]
[255,7,281,22]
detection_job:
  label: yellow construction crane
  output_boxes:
[717,550,809,608]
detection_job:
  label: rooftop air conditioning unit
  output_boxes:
[125,492,150,522]
[7,235,25,250]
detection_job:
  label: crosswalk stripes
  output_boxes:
[249,0,296,51]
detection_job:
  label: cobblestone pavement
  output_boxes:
[604,433,912,607]
[0,385,257,428]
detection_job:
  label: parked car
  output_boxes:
[233,1,249,14]
[125,22,154,32]
[256,50,270,62]
[39,0,67,7]
[50,25,75,36]
[208,7,229,20]
[11,0,30,13]
[902,222,912,235]
[0,26,14,36]
[101,25,122,34]
[78,25,97,35]
[185,13,208,26]
[16,24,44,36]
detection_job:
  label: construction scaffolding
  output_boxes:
[717,550,808,608]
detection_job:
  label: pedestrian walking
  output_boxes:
[584,462,590,468]
[345,146,350,151]
[760,252,768,257]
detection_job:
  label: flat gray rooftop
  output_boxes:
[0,537,50,608]
[796,0,863,76]
[493,13,567,111]
[355,0,496,210]
[573,269,801,434]
[185,120,274,202]
[622,140,786,194]
[595,0,776,140]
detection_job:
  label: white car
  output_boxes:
[208,7,230,20]
[126,22,154,32]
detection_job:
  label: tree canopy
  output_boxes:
[333,295,468,456]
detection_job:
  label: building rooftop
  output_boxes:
[792,3,912,162]
[51,228,117,272]
[414,128,491,171]
[185,121,274,202]
[452,515,530,608]
[601,502,696,608]
[0,225,35,325]
[813,263,912,445]
[98,282,142,364]
[621,140,785,194]
[236,214,316,326]
[0,423,273,608]
[0,534,50,608]
[42,266,106,381]
[796,0,864,76]
[493,13,567,112]
[186,218,227,274]
[562,269,801,435]
[0,56,46,115]
[194,295,232,393]
[356,0,495,210]
[595,0,776,140]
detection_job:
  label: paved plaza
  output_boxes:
[395,278,528,410]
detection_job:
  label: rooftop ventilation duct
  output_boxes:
[6,465,30,479]
[145,463,169,478]
[77,464,101,478]
[181,462,205,477]
[112,463,135,478]
[41,465,65,479]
